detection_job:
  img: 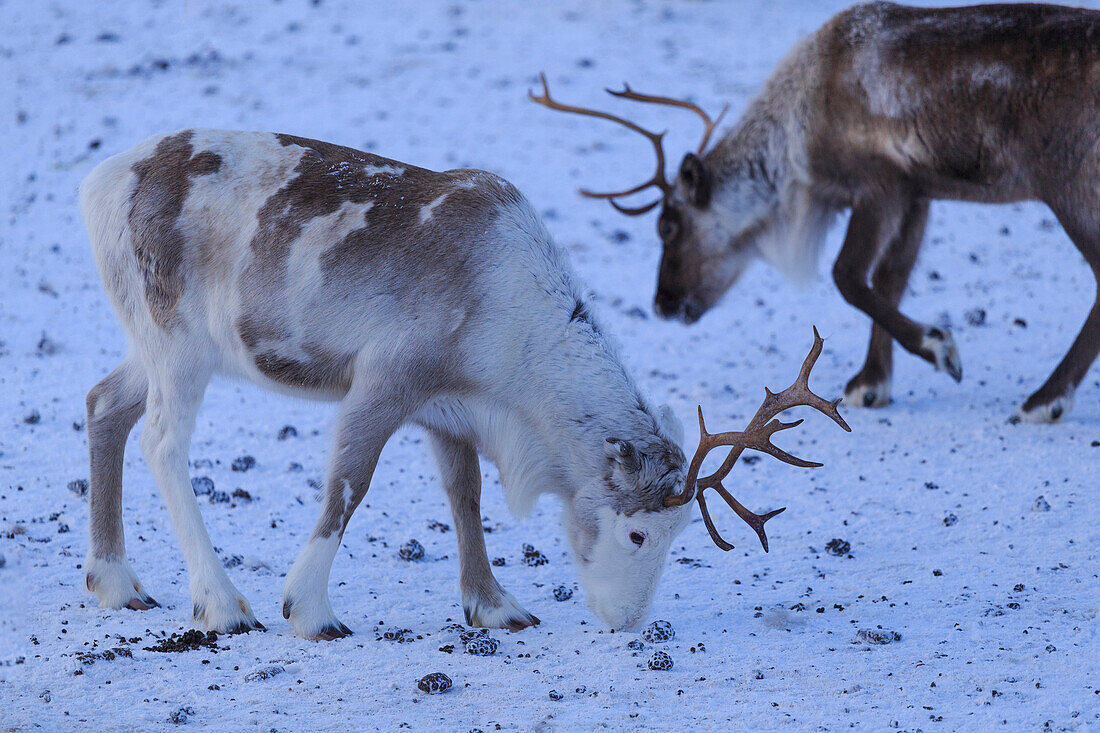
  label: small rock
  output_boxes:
[208,491,230,504]
[548,689,563,701]
[23,410,40,425]
[491,557,506,566]
[753,669,765,680]
[231,488,252,502]
[67,479,89,498]
[244,665,284,682]
[641,620,675,643]
[825,538,851,556]
[1032,495,1051,512]
[381,628,415,643]
[552,585,572,602]
[191,477,214,496]
[231,455,256,472]
[277,425,297,440]
[168,706,195,725]
[398,539,425,561]
[856,629,901,645]
[964,308,987,326]
[464,636,499,656]
[627,639,645,651]
[459,629,488,644]
[943,513,958,527]
[417,672,452,694]
[648,650,674,671]
[521,544,548,567]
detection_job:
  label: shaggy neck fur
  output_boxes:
[706,32,835,285]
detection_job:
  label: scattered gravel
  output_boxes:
[244,665,284,682]
[231,455,256,472]
[521,544,548,567]
[856,629,902,645]
[168,706,195,725]
[143,630,223,653]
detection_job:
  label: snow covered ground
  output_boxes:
[2,0,1098,730]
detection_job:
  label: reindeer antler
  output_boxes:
[664,327,851,552]
[528,73,726,215]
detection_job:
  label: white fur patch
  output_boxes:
[283,534,345,638]
[419,193,448,224]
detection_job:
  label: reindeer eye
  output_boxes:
[629,531,646,547]
[658,217,678,242]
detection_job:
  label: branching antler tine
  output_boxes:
[750,440,823,469]
[696,489,735,551]
[579,174,666,200]
[607,198,662,216]
[714,483,786,553]
[606,84,727,155]
[697,103,730,154]
[528,73,671,201]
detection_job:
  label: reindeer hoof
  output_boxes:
[923,327,962,382]
[842,379,891,408]
[312,622,353,641]
[124,594,160,611]
[464,590,540,631]
[192,594,263,634]
[1011,393,1073,424]
[84,557,157,611]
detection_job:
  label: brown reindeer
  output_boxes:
[532,2,1100,423]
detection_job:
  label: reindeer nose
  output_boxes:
[654,288,683,320]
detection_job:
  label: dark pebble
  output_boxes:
[277,425,297,440]
[648,650,674,670]
[398,539,425,561]
[417,672,452,694]
[231,455,256,472]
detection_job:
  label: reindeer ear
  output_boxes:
[679,153,711,208]
[657,405,684,445]
[605,438,641,475]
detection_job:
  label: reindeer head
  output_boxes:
[562,330,850,631]
[531,74,774,324]
[563,407,692,631]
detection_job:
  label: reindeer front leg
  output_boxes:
[282,372,407,640]
[843,199,930,407]
[429,432,539,631]
[834,196,961,396]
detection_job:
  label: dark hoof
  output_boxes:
[125,594,159,611]
[282,599,292,620]
[226,619,266,635]
[504,613,540,632]
[313,622,353,641]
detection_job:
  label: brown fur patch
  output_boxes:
[236,134,517,392]
[128,130,222,329]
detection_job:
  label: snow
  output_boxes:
[1,0,1098,730]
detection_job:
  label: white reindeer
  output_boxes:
[80,129,843,638]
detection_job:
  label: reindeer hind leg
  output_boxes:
[1012,203,1100,423]
[430,431,539,631]
[84,356,157,610]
